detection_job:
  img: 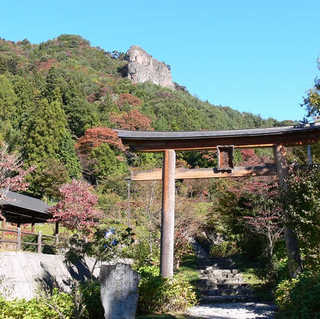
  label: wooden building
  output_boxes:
[0,191,51,227]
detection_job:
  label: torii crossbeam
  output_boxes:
[117,124,320,278]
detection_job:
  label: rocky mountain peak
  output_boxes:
[127,45,175,89]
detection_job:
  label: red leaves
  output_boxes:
[109,109,153,131]
[49,179,102,233]
[76,127,125,154]
[0,144,33,201]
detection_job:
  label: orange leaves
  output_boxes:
[76,127,125,154]
[109,109,153,131]
[37,58,58,71]
[117,93,142,109]
[76,109,153,158]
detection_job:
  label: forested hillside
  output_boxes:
[0,34,292,199]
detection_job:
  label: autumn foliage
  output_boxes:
[0,144,33,201]
[117,93,142,108]
[109,109,153,131]
[76,127,125,154]
[49,179,102,233]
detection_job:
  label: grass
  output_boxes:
[241,268,265,285]
[175,254,200,284]
[229,254,275,301]
[35,223,72,236]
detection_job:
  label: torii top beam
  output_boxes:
[116,123,320,152]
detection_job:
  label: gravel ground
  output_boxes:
[187,302,276,319]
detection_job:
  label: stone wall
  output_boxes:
[0,251,131,300]
[127,45,175,89]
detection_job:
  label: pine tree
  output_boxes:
[0,74,17,122]
[21,91,81,178]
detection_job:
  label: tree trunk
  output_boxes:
[284,227,302,277]
[273,144,302,278]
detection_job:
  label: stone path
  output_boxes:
[187,302,276,319]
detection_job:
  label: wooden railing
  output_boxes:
[0,228,61,253]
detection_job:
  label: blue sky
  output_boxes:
[1,0,319,122]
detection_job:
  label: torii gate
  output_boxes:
[117,124,320,278]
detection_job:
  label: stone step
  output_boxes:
[200,295,258,303]
[201,269,243,280]
[202,275,244,281]
[200,287,254,297]
[201,268,240,275]
[198,258,236,270]
[197,279,250,289]
[203,279,245,285]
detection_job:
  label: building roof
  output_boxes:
[0,191,51,224]
[116,123,320,151]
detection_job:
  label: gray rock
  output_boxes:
[100,263,140,319]
[127,45,175,89]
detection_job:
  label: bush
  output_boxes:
[273,257,289,283]
[275,271,320,318]
[0,288,74,319]
[0,283,105,319]
[137,265,197,314]
[210,241,238,258]
[79,281,104,319]
[130,238,160,269]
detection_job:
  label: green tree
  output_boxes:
[89,143,128,181]
[302,71,320,119]
[45,67,99,137]
[21,94,81,179]
[0,74,20,149]
[28,158,70,200]
[0,74,17,122]
[283,164,320,271]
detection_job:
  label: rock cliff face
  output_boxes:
[127,45,175,89]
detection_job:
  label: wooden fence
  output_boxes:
[0,228,60,253]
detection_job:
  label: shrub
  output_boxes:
[130,237,160,269]
[0,288,74,319]
[210,241,238,258]
[0,283,106,319]
[79,281,104,319]
[275,271,320,318]
[137,265,197,314]
[273,257,290,283]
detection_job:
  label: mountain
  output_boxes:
[0,34,292,198]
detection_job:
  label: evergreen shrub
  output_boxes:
[79,281,104,319]
[275,271,320,319]
[137,265,197,314]
[0,282,104,319]
[0,289,74,319]
[210,241,238,258]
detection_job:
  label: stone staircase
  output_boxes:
[197,266,256,303]
[192,240,257,304]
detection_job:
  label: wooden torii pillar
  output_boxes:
[117,124,320,278]
[161,150,176,278]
